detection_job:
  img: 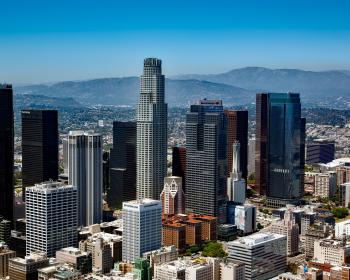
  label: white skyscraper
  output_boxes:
[68,130,103,226]
[227,142,246,204]
[122,199,162,262]
[26,181,78,257]
[137,58,168,200]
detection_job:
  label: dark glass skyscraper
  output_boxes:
[109,121,136,209]
[186,100,227,223]
[172,146,186,192]
[306,140,335,164]
[22,110,58,199]
[256,93,305,207]
[224,110,248,181]
[0,84,14,223]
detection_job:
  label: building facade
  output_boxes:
[122,199,162,262]
[137,58,168,200]
[9,252,49,280]
[0,243,16,278]
[172,147,187,192]
[224,110,248,181]
[314,172,337,199]
[68,131,103,226]
[255,93,305,207]
[227,233,287,280]
[109,121,136,209]
[306,140,335,164]
[0,84,14,223]
[26,182,78,257]
[186,99,227,223]
[22,110,58,200]
[340,182,350,208]
[160,176,185,216]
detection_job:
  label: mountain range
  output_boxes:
[14,67,350,108]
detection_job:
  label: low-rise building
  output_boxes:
[305,223,330,259]
[0,243,16,278]
[9,252,49,280]
[56,247,92,275]
[313,238,350,266]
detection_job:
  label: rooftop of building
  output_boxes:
[68,130,101,136]
[57,247,88,256]
[229,232,286,247]
[10,252,47,264]
[123,199,161,207]
[320,158,350,168]
[26,181,76,193]
[86,232,122,243]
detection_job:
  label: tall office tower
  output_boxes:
[102,151,110,194]
[306,139,335,164]
[109,121,136,209]
[0,85,14,223]
[62,137,69,174]
[225,110,248,181]
[172,147,186,192]
[255,93,305,207]
[21,110,58,200]
[122,199,162,262]
[227,142,246,204]
[68,131,103,226]
[160,176,185,216]
[227,233,287,280]
[247,138,256,177]
[186,100,227,223]
[26,182,78,257]
[255,93,268,195]
[136,58,168,200]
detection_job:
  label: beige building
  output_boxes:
[270,209,299,256]
[185,262,213,280]
[160,176,185,216]
[56,247,92,275]
[220,262,245,280]
[314,172,337,198]
[143,245,178,269]
[313,238,350,266]
[305,223,330,259]
[339,182,350,208]
[0,243,16,278]
[154,260,186,280]
[8,252,49,280]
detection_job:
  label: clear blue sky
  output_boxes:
[1,0,350,83]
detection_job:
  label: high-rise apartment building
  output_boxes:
[186,99,227,223]
[314,172,337,199]
[26,182,78,257]
[306,140,335,164]
[234,204,257,234]
[109,121,136,209]
[255,93,305,207]
[68,131,103,226]
[21,110,58,200]
[227,142,246,204]
[227,233,287,280]
[172,147,186,192]
[122,199,162,262]
[340,182,350,208]
[160,176,185,216]
[225,110,248,181]
[137,58,168,200]
[0,84,14,223]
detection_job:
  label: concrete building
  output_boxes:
[270,209,299,256]
[26,182,78,257]
[301,212,316,236]
[234,204,257,234]
[314,172,337,199]
[227,142,246,205]
[154,260,186,280]
[0,243,16,278]
[185,261,213,280]
[313,238,350,266]
[122,199,162,262]
[340,182,350,208]
[336,165,350,187]
[306,140,335,164]
[136,58,168,200]
[143,246,178,270]
[79,232,120,274]
[305,223,330,259]
[247,138,255,177]
[227,233,287,280]
[335,220,350,238]
[9,252,49,280]
[0,218,11,244]
[56,247,92,275]
[220,261,245,280]
[160,176,185,216]
[68,130,103,226]
[186,99,227,223]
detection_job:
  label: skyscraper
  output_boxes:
[160,176,185,216]
[122,199,162,262]
[186,99,227,223]
[0,84,14,223]
[21,110,58,200]
[26,182,78,257]
[172,147,186,192]
[227,142,246,204]
[137,58,168,200]
[108,121,136,209]
[68,131,103,226]
[256,93,305,207]
[306,139,335,164]
[224,110,248,181]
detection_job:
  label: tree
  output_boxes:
[332,207,349,219]
[202,242,227,258]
